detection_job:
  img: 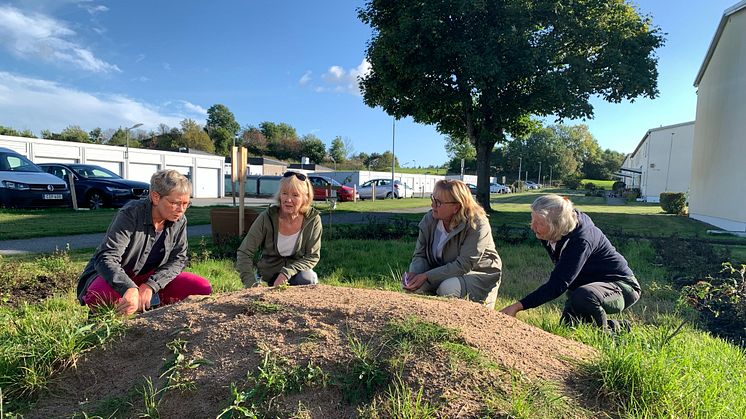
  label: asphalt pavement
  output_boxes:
[0,199,429,255]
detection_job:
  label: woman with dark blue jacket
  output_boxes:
[500,194,641,331]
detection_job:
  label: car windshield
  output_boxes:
[324,177,342,186]
[0,152,42,172]
[71,165,121,179]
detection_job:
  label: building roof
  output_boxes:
[629,121,695,159]
[247,156,287,166]
[287,163,332,171]
[694,1,746,87]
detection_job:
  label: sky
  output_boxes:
[0,0,740,167]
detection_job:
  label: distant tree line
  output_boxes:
[445,122,626,183]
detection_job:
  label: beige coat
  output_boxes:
[409,211,502,304]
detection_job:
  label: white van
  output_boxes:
[0,147,71,208]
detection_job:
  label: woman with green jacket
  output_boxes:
[236,172,322,287]
[403,179,502,308]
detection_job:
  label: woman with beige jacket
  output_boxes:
[403,179,502,308]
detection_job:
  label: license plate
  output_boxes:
[43,194,63,200]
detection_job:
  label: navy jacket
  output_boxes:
[520,211,639,310]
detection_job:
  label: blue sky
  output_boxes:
[0,0,738,167]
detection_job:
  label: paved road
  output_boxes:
[0,206,429,255]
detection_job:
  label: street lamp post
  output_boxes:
[517,157,522,182]
[124,123,143,178]
[537,162,542,185]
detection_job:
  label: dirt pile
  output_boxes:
[31,285,598,418]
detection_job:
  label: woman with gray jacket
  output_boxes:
[403,179,502,308]
[236,172,322,287]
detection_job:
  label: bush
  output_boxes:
[584,182,597,191]
[563,176,582,190]
[682,263,746,345]
[612,181,626,193]
[622,188,640,201]
[660,192,687,215]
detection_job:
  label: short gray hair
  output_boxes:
[150,169,192,197]
[530,194,578,242]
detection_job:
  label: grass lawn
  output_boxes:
[3,197,746,417]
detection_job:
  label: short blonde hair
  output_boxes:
[530,194,578,242]
[275,172,314,215]
[150,169,191,197]
[433,179,487,230]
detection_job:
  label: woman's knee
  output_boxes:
[436,277,462,298]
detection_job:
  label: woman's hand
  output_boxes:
[403,272,428,291]
[273,273,288,287]
[117,287,140,315]
[137,283,154,312]
[499,302,524,317]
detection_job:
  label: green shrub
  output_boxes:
[584,182,597,191]
[563,176,582,190]
[660,192,687,215]
[622,189,640,201]
[612,181,626,193]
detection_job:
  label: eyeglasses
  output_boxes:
[430,195,458,208]
[283,171,307,181]
[164,198,191,210]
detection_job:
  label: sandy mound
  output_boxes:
[31,285,598,418]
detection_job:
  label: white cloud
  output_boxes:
[0,71,195,132]
[181,101,207,116]
[135,54,146,63]
[79,4,108,14]
[317,59,371,96]
[299,70,312,86]
[0,5,119,73]
[163,62,172,71]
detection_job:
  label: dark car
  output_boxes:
[0,147,71,208]
[308,175,358,202]
[39,163,149,209]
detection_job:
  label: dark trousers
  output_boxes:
[560,280,640,330]
[266,270,318,286]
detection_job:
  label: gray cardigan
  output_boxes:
[409,210,502,302]
[76,199,189,304]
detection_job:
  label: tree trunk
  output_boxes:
[475,137,496,211]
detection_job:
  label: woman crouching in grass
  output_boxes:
[236,171,322,287]
[77,169,212,315]
[402,179,502,308]
[500,194,641,332]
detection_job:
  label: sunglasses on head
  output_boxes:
[283,171,307,181]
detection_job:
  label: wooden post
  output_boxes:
[67,172,78,210]
[231,146,238,206]
[238,146,247,235]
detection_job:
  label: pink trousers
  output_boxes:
[82,271,212,307]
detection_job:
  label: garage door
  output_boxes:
[168,165,192,182]
[129,163,160,183]
[196,167,219,198]
[87,160,122,176]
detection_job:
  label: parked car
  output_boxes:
[466,183,478,195]
[307,175,358,202]
[39,163,149,209]
[524,180,541,190]
[489,182,511,194]
[0,147,71,208]
[357,178,413,199]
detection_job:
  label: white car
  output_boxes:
[357,178,412,199]
[489,182,511,194]
[524,181,541,190]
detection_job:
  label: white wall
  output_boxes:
[689,9,746,231]
[0,135,225,198]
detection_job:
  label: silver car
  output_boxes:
[357,178,412,199]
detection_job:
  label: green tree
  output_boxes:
[59,125,91,143]
[107,128,127,146]
[444,134,476,162]
[180,119,215,153]
[358,0,664,209]
[329,136,348,163]
[0,126,35,138]
[206,104,240,156]
[88,127,103,144]
[300,134,326,164]
[240,125,269,156]
[260,121,300,160]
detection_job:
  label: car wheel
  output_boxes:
[385,192,393,199]
[87,191,105,210]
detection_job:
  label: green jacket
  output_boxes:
[236,205,322,286]
[409,211,502,302]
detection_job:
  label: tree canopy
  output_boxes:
[359,0,664,209]
[206,104,240,156]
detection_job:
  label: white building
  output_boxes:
[0,135,225,198]
[689,1,746,231]
[620,121,695,202]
